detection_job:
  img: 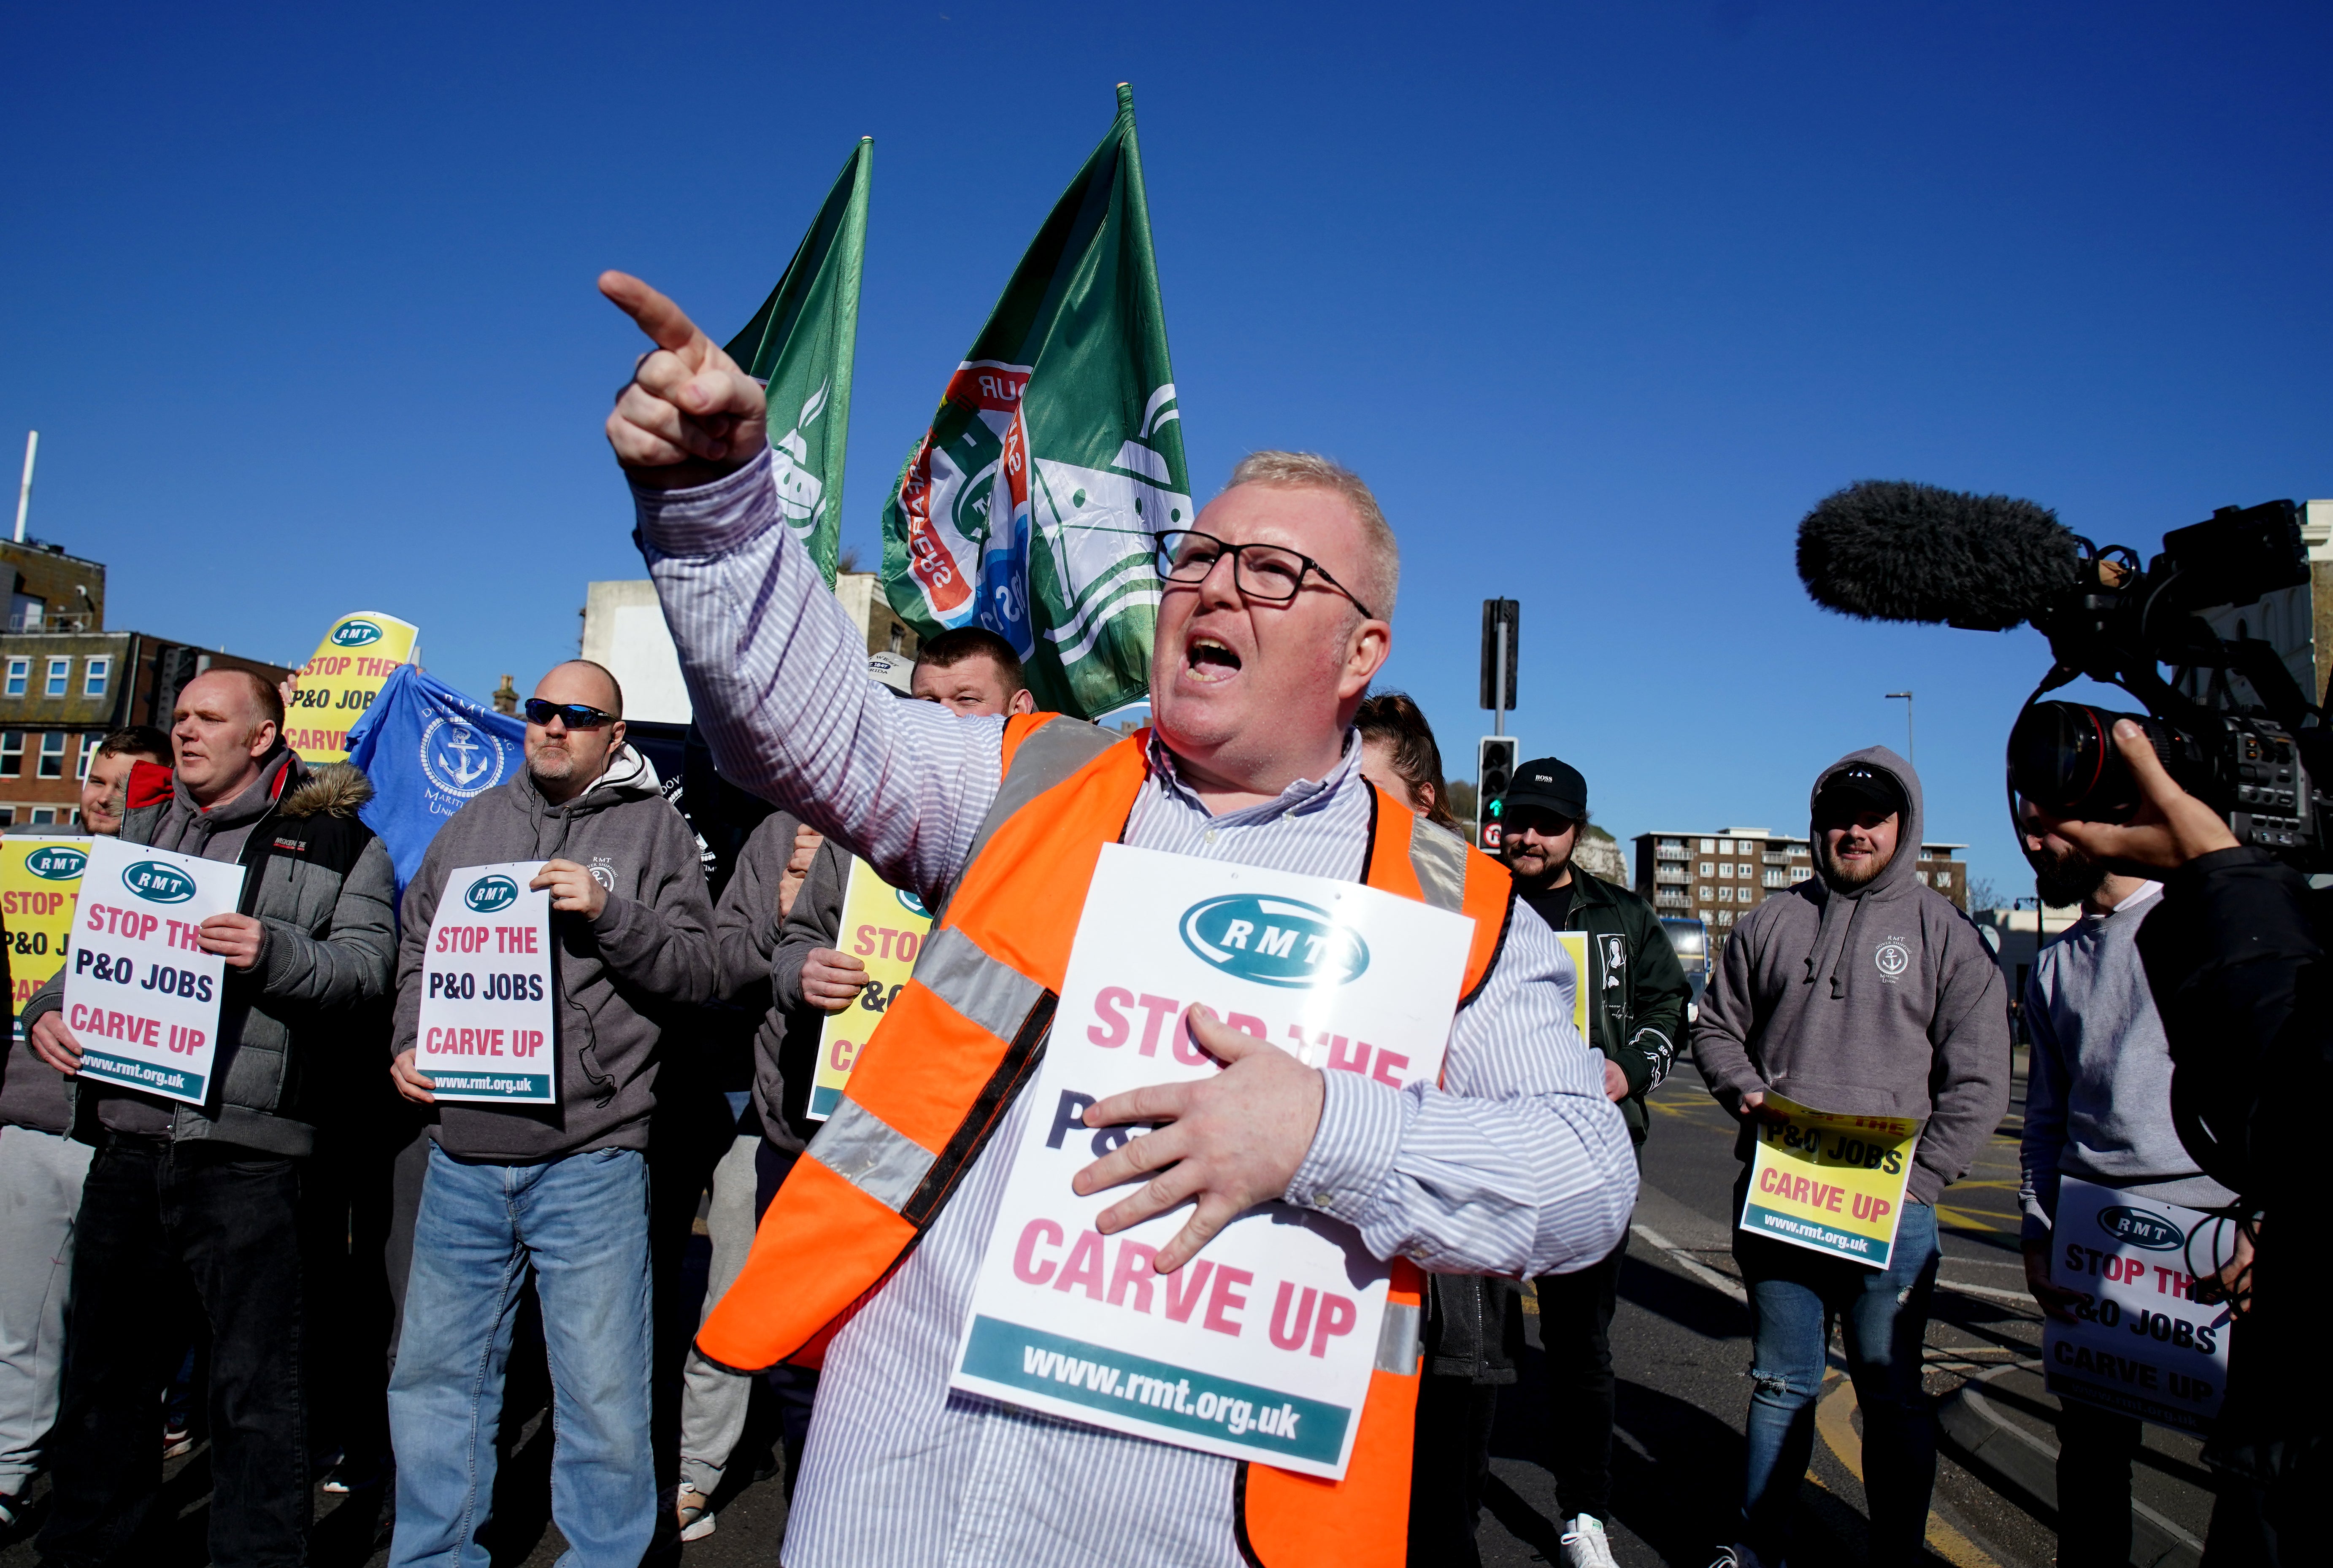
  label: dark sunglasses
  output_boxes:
[524,699,616,730]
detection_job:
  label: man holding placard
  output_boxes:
[385,660,715,1568]
[2015,800,2238,1568]
[24,674,396,1568]
[1498,756,1688,1568]
[603,274,1636,1568]
[1693,749,2009,1568]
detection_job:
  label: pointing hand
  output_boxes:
[599,272,768,491]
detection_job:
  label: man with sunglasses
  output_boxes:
[1498,758,1687,1568]
[598,274,1634,1568]
[384,660,716,1568]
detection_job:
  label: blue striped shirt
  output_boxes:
[634,449,1636,1568]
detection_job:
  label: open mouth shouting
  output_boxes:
[1184,635,1242,684]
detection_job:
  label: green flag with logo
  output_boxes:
[726,138,871,589]
[881,85,1189,719]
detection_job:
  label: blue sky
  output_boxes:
[4,2,2326,898]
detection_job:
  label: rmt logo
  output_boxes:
[122,861,197,904]
[1178,894,1368,990]
[465,875,519,915]
[331,618,384,648]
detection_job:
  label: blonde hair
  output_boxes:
[1224,451,1398,620]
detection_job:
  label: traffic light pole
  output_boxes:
[1493,618,1506,737]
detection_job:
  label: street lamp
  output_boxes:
[1885,691,1914,766]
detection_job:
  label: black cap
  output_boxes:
[1502,757,1587,819]
[1814,763,1904,822]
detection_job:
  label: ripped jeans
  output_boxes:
[1733,1195,1940,1568]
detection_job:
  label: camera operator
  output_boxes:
[2038,718,2326,1564]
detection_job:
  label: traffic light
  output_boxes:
[1476,736,1517,849]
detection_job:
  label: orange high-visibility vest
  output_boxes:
[699,715,1515,1567]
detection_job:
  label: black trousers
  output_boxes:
[1537,1230,1627,1522]
[2055,1398,2143,1568]
[40,1133,309,1568]
[1408,1373,1499,1568]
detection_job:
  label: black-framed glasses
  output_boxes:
[1153,529,1376,620]
[524,699,616,730]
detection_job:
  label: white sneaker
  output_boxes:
[674,1484,717,1542]
[1704,1547,1766,1568]
[1560,1513,1619,1568]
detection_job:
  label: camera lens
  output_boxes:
[2007,701,2187,821]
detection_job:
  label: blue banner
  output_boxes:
[343,665,526,896]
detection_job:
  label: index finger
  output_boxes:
[1085,1081,1197,1128]
[599,271,709,364]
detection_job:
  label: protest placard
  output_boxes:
[808,858,934,1121]
[285,610,419,764]
[1,837,86,1040]
[950,843,1476,1479]
[1552,930,1591,1038]
[414,862,555,1104]
[1738,1091,1922,1267]
[2043,1176,2233,1432]
[61,837,243,1107]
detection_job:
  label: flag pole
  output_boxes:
[14,430,37,543]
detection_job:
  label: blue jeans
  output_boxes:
[388,1144,653,1568]
[1734,1196,1940,1567]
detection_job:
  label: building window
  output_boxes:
[29,807,55,825]
[43,659,68,697]
[76,731,103,780]
[1699,838,1715,852]
[0,731,20,777]
[1792,866,1812,882]
[85,656,110,697]
[38,732,66,778]
[4,659,25,697]
[1699,861,1714,876]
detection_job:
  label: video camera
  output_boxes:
[1796,483,2327,869]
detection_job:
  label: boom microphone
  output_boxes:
[1795,479,2084,632]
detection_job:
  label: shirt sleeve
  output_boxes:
[631,448,1002,910]
[1284,903,1638,1279]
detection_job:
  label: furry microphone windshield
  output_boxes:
[1795,479,2084,631]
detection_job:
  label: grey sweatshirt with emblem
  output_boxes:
[392,745,716,1162]
[1692,746,2011,1204]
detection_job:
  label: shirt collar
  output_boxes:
[1145,727,1365,825]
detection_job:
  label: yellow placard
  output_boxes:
[809,858,935,1120]
[1552,930,1592,1039]
[1739,1091,1922,1268]
[285,610,419,764]
[0,837,88,1040]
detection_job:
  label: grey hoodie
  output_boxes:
[2017,883,2236,1241]
[1692,746,2011,1204]
[393,744,717,1162]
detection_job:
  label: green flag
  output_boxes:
[881,85,1190,719]
[726,138,871,589]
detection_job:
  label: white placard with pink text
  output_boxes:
[415,862,556,1104]
[949,842,1476,1479]
[62,836,246,1107]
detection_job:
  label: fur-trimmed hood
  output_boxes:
[282,761,374,820]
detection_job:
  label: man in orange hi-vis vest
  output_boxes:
[598,273,1638,1568]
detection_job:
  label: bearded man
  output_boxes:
[1691,749,2009,1568]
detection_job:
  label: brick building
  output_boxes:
[1631,826,1967,950]
[0,537,294,826]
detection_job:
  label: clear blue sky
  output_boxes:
[5,2,2327,898]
